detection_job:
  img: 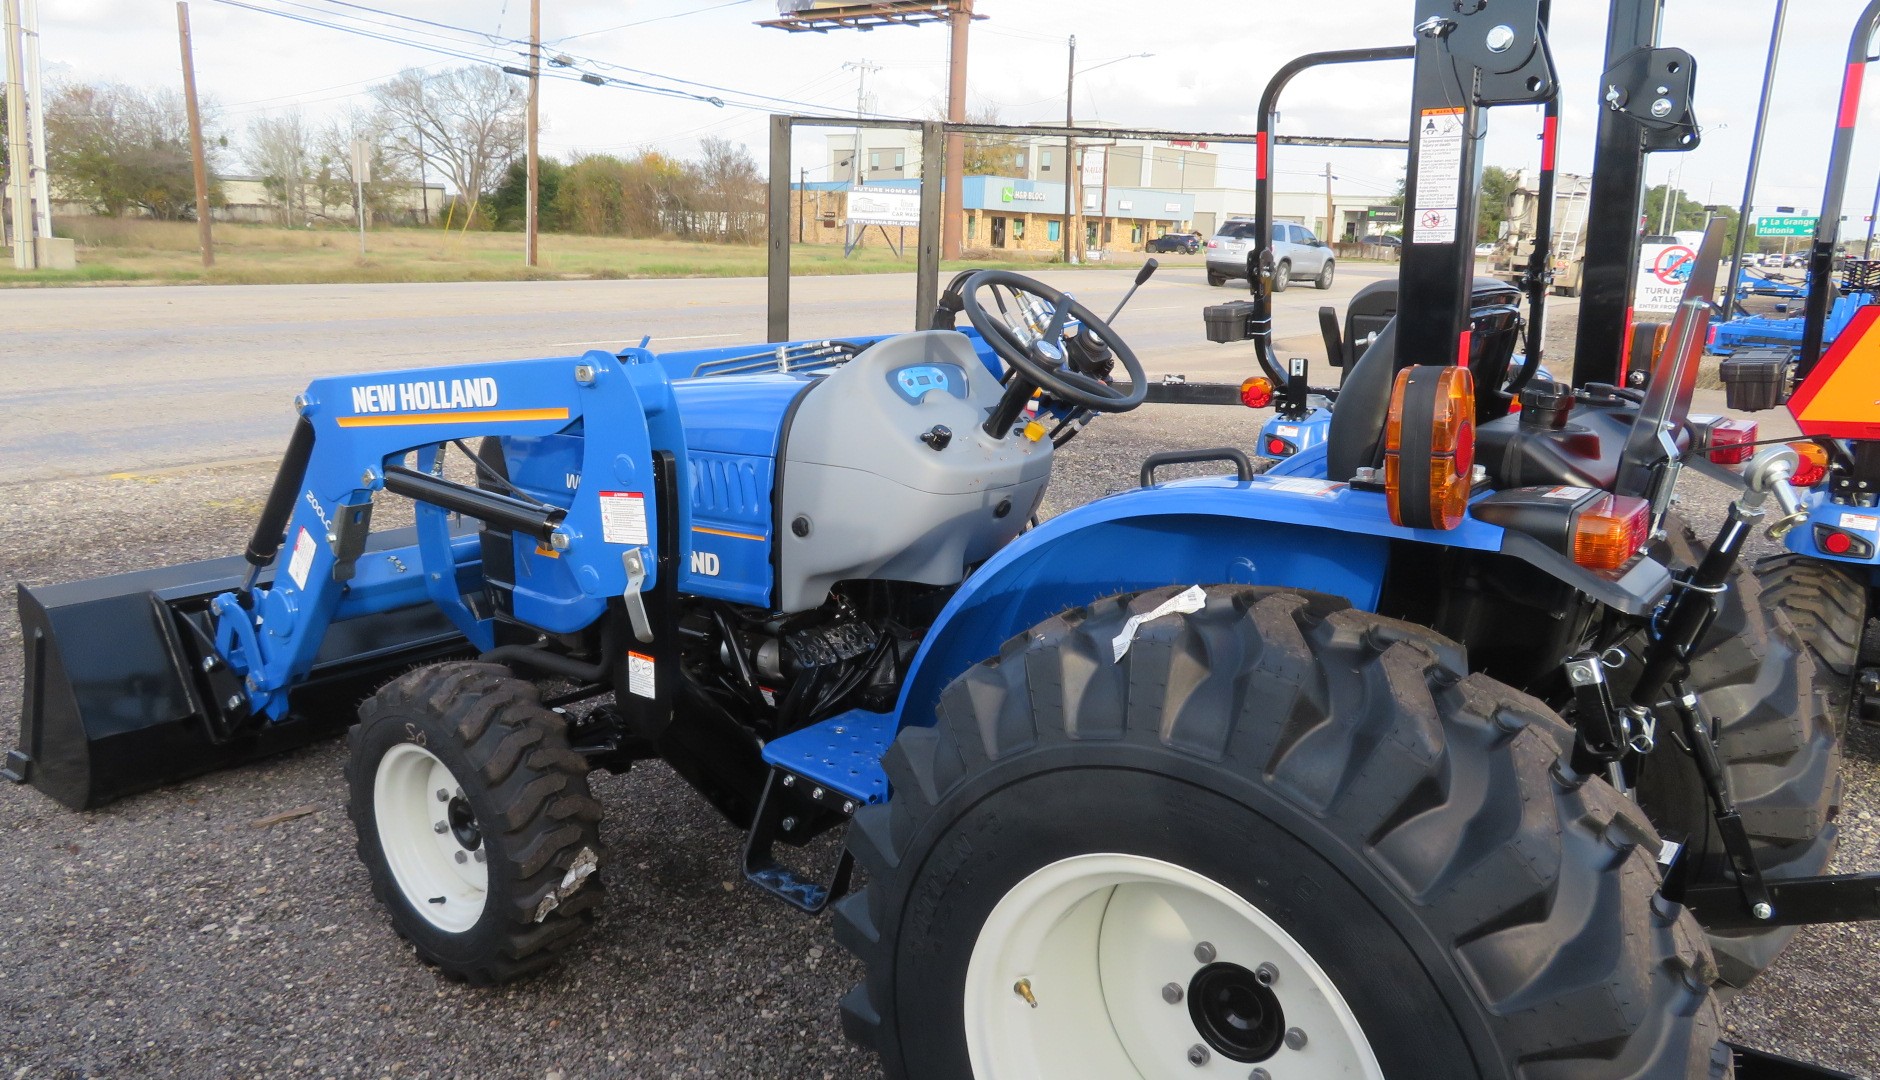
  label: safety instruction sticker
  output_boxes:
[627,651,656,699]
[1840,512,1879,534]
[1412,108,1465,244]
[1266,477,1345,498]
[599,491,648,546]
[286,527,316,590]
[1544,486,1592,500]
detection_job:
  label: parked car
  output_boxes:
[1475,242,1497,257]
[1359,233,1402,248]
[1206,219,1335,290]
[1145,233,1201,254]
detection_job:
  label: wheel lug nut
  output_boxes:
[1250,1070,1272,1080]
[1194,941,1216,964]
[1186,1044,1210,1066]
[473,850,486,863]
[454,851,468,864]
[1161,982,1184,1004]
[1255,962,1279,985]
[435,789,449,802]
[434,822,448,834]
[1284,1027,1308,1051]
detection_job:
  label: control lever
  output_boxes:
[1105,258,1160,325]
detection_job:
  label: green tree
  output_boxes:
[1477,165,1519,243]
[47,82,223,219]
[490,156,565,232]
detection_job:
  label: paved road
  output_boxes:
[0,259,1397,481]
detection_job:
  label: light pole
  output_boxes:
[1061,49,1153,263]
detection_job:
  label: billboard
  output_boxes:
[849,187,922,228]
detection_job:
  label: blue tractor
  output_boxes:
[10,4,1877,1079]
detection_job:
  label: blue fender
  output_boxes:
[888,473,1510,732]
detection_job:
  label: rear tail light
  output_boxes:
[1206,240,1218,249]
[1384,365,1476,530]
[1240,377,1274,409]
[1572,494,1651,571]
[1789,441,1830,487]
[1705,418,1758,464]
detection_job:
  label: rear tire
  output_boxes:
[1315,259,1336,289]
[347,662,604,984]
[837,587,1728,1079]
[1207,271,1226,287]
[1271,261,1291,292]
[1635,528,1843,990]
[1755,553,1870,729]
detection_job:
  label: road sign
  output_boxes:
[1634,242,1696,315]
[1757,215,1817,237]
[848,187,921,228]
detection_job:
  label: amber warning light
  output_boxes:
[1384,365,1475,530]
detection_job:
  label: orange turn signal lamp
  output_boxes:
[1384,365,1476,530]
[1471,486,1654,574]
[1240,377,1274,409]
[1788,441,1830,488]
[1571,493,1652,572]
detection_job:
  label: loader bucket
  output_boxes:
[9,530,468,811]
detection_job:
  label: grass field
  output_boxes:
[2,217,1075,287]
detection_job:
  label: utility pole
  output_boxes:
[1658,161,1679,235]
[798,166,807,243]
[22,0,46,249]
[941,0,971,261]
[1063,35,1076,264]
[524,0,540,266]
[176,2,214,268]
[1097,140,1110,256]
[1324,162,1335,242]
[351,138,370,259]
[4,0,32,269]
[841,58,879,255]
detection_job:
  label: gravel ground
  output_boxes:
[2,381,1878,1077]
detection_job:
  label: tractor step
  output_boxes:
[741,768,856,914]
[758,708,892,807]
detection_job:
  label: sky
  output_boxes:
[33,0,1880,226]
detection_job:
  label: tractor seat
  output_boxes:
[1324,278,1524,482]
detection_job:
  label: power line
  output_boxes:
[550,0,756,45]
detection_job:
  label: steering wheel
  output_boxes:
[959,269,1148,413]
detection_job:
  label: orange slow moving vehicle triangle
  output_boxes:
[1789,304,1880,439]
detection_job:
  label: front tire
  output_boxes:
[837,587,1727,1079]
[347,662,604,984]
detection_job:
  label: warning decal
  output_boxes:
[1412,108,1465,245]
[286,527,316,590]
[599,491,649,546]
[1790,306,1880,440]
[627,651,656,699]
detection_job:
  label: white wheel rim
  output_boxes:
[374,743,489,933]
[964,853,1383,1080]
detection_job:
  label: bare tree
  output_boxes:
[245,111,313,225]
[46,81,222,218]
[372,66,523,227]
[696,136,765,241]
[313,106,410,224]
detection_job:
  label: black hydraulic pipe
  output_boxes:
[1633,503,1752,707]
[1725,0,1787,324]
[1797,0,1880,379]
[1252,45,1414,385]
[1515,42,1557,395]
[245,417,316,567]
[382,465,563,541]
[482,618,619,683]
